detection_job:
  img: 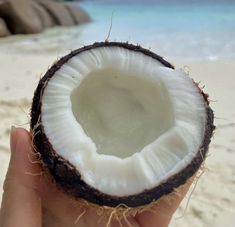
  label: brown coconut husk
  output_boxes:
[30,42,215,208]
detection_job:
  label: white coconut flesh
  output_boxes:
[41,46,207,197]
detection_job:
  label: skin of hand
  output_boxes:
[0,127,193,227]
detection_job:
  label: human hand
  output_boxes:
[0,127,193,227]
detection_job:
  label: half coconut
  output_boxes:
[31,42,215,208]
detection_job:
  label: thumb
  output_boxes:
[0,127,42,227]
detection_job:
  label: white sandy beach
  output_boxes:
[0,40,234,227]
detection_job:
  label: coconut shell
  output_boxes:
[31,42,215,208]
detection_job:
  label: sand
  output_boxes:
[0,41,234,226]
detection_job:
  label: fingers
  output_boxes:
[0,127,42,227]
[135,177,194,227]
[40,176,101,227]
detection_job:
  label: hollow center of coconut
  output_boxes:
[42,46,206,196]
[71,68,173,158]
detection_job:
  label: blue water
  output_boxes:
[0,0,234,60]
[76,0,235,60]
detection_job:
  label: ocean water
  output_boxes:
[78,0,235,61]
[1,0,235,61]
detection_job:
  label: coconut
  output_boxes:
[31,42,215,208]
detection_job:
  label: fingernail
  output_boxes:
[10,126,17,153]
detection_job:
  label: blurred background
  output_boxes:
[0,0,234,226]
